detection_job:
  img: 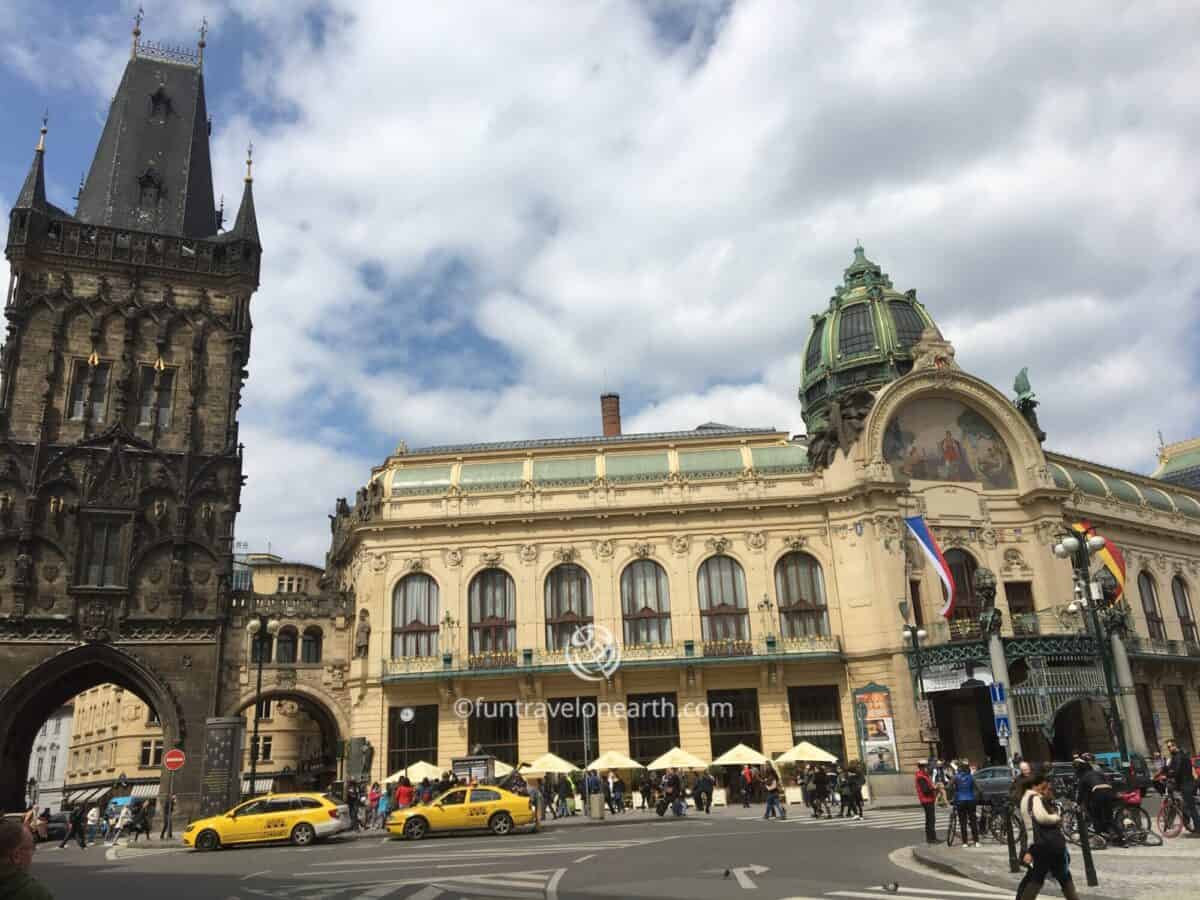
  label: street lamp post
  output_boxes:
[245,613,281,799]
[900,613,931,759]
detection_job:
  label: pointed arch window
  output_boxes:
[698,555,749,641]
[392,574,439,657]
[469,569,516,654]
[621,560,671,646]
[545,564,593,651]
[774,552,830,638]
[1138,571,1166,641]
[1173,576,1197,645]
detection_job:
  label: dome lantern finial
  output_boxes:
[36,111,48,152]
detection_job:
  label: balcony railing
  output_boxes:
[1126,636,1200,660]
[381,634,842,680]
[921,606,1086,647]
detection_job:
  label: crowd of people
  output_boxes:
[17,794,176,850]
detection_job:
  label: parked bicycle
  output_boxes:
[1157,780,1197,839]
[1059,798,1108,850]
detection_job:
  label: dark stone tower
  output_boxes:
[0,22,260,817]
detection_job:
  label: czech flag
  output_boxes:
[904,515,956,619]
[1071,520,1126,600]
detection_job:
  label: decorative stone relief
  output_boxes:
[1001,548,1033,577]
[444,549,464,568]
[370,553,387,573]
[519,544,538,563]
[705,536,730,554]
[553,546,576,564]
[745,531,767,551]
[980,528,998,549]
[481,550,503,568]
[405,557,426,572]
[633,542,654,559]
[784,535,807,552]
[595,540,614,560]
[671,535,690,556]
[275,668,297,687]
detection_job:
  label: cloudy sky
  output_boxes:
[2,0,1198,563]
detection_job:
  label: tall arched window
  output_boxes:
[301,626,323,663]
[774,552,830,638]
[250,633,273,663]
[392,574,440,657]
[1173,576,1197,645]
[944,549,981,621]
[1139,571,1166,641]
[469,569,516,654]
[275,627,297,664]
[621,560,671,645]
[545,564,593,650]
[698,555,749,641]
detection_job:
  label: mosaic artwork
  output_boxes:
[883,398,1016,489]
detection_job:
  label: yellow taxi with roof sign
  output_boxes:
[386,785,535,839]
[183,792,350,850]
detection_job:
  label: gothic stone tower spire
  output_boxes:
[0,22,262,819]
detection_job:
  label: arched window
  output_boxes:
[697,555,749,641]
[250,633,273,663]
[943,549,981,621]
[1173,576,1197,645]
[301,627,323,663]
[837,304,876,358]
[1139,571,1166,641]
[392,574,440,657]
[469,569,516,654]
[774,552,830,638]
[545,564,593,651]
[621,560,671,646]
[275,627,297,664]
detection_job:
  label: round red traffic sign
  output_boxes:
[163,749,186,771]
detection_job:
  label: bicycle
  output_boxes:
[946,802,960,847]
[983,799,1028,853]
[1060,799,1107,850]
[1157,781,1196,839]
[1114,805,1163,846]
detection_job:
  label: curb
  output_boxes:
[908,845,1126,900]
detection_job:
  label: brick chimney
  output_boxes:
[601,393,621,437]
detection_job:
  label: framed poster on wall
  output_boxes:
[854,683,899,774]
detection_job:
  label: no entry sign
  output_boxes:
[163,749,186,771]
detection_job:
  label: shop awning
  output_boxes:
[128,783,160,799]
[67,786,104,804]
[240,776,275,793]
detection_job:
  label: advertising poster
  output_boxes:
[855,684,899,773]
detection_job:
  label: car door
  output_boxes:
[226,799,271,843]
[467,788,502,829]
[260,798,296,843]
[431,789,469,830]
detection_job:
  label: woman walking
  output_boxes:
[1015,773,1081,900]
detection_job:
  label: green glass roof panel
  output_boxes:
[1142,486,1175,513]
[752,445,810,474]
[533,456,597,487]
[1063,466,1107,497]
[390,465,452,495]
[605,452,670,483]
[459,461,525,491]
[1172,493,1200,519]
[1048,463,1073,489]
[1104,477,1142,505]
[678,449,743,479]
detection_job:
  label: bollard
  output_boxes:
[1075,803,1099,888]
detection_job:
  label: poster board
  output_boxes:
[452,755,495,784]
[854,683,899,774]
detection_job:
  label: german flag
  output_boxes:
[1071,520,1126,600]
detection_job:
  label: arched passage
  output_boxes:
[222,685,346,794]
[0,643,183,813]
[1050,697,1112,760]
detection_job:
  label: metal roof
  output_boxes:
[398,425,782,458]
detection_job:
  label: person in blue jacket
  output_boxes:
[953,759,979,846]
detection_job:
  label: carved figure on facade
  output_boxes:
[807,389,875,472]
[705,536,730,554]
[405,557,426,572]
[745,531,767,551]
[553,546,576,564]
[444,549,464,568]
[481,550,503,568]
[671,535,690,556]
[353,609,371,659]
[973,566,997,610]
[595,540,614,560]
[1012,367,1047,443]
[633,542,654,559]
[519,544,537,563]
[784,535,807,552]
[910,327,958,371]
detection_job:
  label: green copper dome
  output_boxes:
[800,245,940,432]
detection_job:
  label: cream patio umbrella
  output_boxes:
[646,746,708,771]
[711,743,770,767]
[522,752,578,777]
[774,741,838,764]
[493,759,514,777]
[385,760,441,784]
[589,750,643,771]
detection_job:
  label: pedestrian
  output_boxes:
[58,804,87,849]
[639,772,654,811]
[838,767,854,817]
[1015,773,1081,900]
[527,778,543,825]
[812,765,831,819]
[663,767,685,816]
[376,785,391,829]
[953,759,979,847]
[159,794,176,840]
[346,782,361,830]
[740,764,754,808]
[848,765,865,819]
[763,771,785,820]
[367,782,381,829]
[395,776,414,810]
[1163,739,1198,834]
[128,802,145,843]
[932,759,949,807]
[0,819,54,900]
[610,772,625,813]
[418,778,433,804]
[87,804,100,844]
[693,770,714,814]
[915,762,938,844]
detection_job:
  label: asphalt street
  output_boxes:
[28,805,1020,900]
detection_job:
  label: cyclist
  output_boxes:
[1074,753,1117,843]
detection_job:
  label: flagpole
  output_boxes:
[898,500,936,763]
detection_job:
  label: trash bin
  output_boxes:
[588,793,606,819]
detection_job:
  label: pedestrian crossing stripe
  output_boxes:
[825,887,1011,900]
[250,869,565,900]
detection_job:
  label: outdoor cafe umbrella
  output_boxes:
[385,760,441,784]
[646,746,708,771]
[522,752,578,777]
[493,759,514,777]
[589,750,643,771]
[774,741,838,764]
[711,743,769,767]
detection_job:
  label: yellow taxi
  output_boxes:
[386,785,535,840]
[183,792,350,851]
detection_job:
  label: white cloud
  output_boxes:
[7,0,1200,563]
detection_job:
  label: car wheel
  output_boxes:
[290,822,316,847]
[403,817,428,840]
[489,812,514,836]
[195,830,220,852]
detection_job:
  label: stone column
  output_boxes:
[1110,631,1150,757]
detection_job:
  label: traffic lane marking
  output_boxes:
[574,853,595,862]
[240,870,271,880]
[834,889,1011,898]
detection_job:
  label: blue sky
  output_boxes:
[3,1,1198,563]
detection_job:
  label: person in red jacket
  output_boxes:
[915,761,938,844]
[394,777,415,810]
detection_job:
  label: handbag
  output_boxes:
[1026,795,1067,853]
